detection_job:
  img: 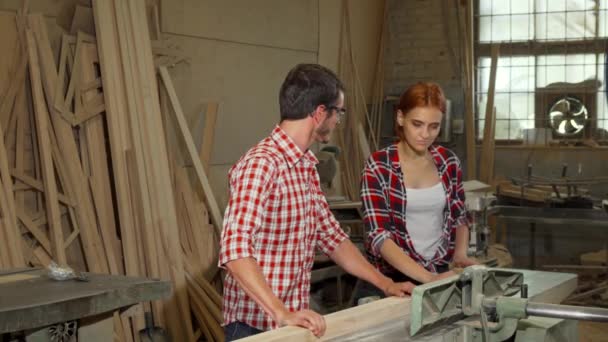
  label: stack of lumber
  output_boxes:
[0,1,223,341]
[335,1,375,200]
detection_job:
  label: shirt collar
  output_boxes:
[271,125,318,168]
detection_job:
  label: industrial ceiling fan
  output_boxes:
[548,96,588,136]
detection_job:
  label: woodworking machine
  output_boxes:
[410,265,608,341]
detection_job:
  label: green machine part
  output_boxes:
[410,266,524,337]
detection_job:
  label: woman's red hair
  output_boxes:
[395,82,446,141]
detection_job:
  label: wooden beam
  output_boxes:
[11,170,74,206]
[26,28,66,265]
[28,13,108,273]
[158,66,223,236]
[463,0,476,180]
[242,269,577,341]
[479,44,500,184]
[199,102,218,175]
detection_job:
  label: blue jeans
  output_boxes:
[224,321,264,341]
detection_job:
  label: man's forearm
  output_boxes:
[329,240,392,293]
[225,257,287,322]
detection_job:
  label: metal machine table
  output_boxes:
[0,268,171,341]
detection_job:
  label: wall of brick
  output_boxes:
[384,0,468,159]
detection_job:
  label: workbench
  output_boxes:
[491,205,608,269]
[241,268,577,341]
[0,268,171,341]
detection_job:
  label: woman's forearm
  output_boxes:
[379,239,434,283]
[454,224,470,258]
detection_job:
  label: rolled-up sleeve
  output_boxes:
[314,174,348,255]
[219,157,275,267]
[360,157,394,257]
[451,158,470,228]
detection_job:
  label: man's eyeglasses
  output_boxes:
[328,106,347,124]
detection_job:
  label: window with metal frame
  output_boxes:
[476,0,608,144]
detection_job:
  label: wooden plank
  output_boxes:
[91,0,141,281]
[242,269,577,341]
[25,28,66,265]
[199,102,218,174]
[13,84,27,211]
[11,170,74,206]
[79,39,121,276]
[28,13,108,274]
[121,0,192,336]
[463,0,476,180]
[159,67,223,235]
[16,209,52,254]
[479,44,499,184]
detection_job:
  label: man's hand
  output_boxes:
[383,281,415,297]
[453,254,479,268]
[276,309,326,337]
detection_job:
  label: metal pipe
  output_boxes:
[526,302,608,322]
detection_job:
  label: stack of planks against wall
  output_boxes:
[0,1,223,341]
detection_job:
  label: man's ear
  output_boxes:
[310,104,327,124]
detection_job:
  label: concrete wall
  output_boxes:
[161,0,386,208]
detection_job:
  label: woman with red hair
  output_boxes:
[353,82,477,303]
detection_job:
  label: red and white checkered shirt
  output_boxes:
[361,144,470,274]
[219,125,348,331]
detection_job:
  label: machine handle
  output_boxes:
[526,302,608,322]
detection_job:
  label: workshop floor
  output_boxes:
[579,321,608,341]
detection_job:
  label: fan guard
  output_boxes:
[548,96,588,136]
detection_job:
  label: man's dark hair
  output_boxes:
[279,64,344,121]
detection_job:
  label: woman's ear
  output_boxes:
[396,110,404,127]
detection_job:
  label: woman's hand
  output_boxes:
[383,280,416,297]
[453,254,479,268]
[427,270,456,283]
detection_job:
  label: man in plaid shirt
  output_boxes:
[219,64,414,340]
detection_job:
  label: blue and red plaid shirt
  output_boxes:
[219,126,348,331]
[360,144,469,274]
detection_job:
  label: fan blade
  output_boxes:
[571,106,587,117]
[552,100,569,114]
[564,119,578,133]
[570,119,584,130]
[558,120,568,134]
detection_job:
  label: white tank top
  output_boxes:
[405,182,446,260]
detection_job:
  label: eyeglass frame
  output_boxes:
[327,105,347,123]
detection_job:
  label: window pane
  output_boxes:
[599,9,608,37]
[511,0,533,14]
[495,119,511,139]
[537,54,598,88]
[478,57,535,92]
[491,15,512,41]
[565,0,595,11]
[510,93,535,120]
[537,13,567,40]
[564,11,596,39]
[479,0,492,15]
[492,0,511,15]
[536,0,566,12]
[479,16,493,42]
[511,14,533,41]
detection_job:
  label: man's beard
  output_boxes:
[315,120,332,144]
